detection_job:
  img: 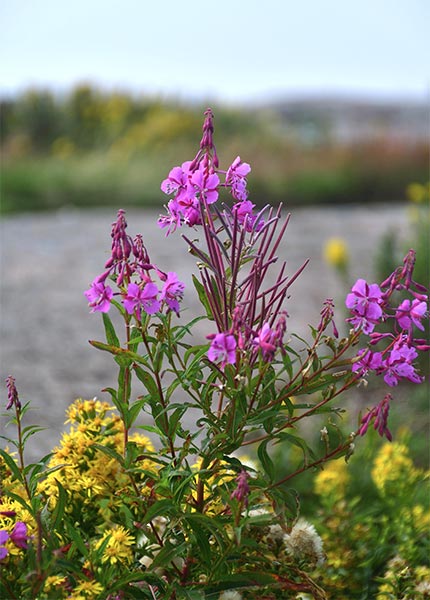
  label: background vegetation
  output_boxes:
[1,85,428,213]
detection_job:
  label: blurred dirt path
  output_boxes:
[0,205,409,460]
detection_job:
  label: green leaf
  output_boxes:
[1,488,32,514]
[66,521,89,557]
[192,274,214,320]
[117,364,131,406]
[127,398,148,428]
[167,405,187,437]
[257,439,275,482]
[91,442,125,467]
[89,340,149,367]
[171,315,206,343]
[136,424,164,436]
[52,479,67,532]
[102,312,120,347]
[0,447,23,483]
[133,364,159,398]
[276,431,318,464]
[151,540,188,569]
[184,344,210,369]
[142,499,176,524]
[301,374,337,394]
[183,514,212,565]
[128,327,142,353]
[22,425,46,445]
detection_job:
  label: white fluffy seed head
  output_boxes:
[218,591,243,600]
[283,519,325,567]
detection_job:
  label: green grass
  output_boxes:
[2,149,428,214]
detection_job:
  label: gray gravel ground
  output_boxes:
[0,204,409,461]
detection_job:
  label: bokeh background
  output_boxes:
[0,0,429,460]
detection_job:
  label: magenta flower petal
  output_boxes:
[84,280,113,313]
[396,298,427,331]
[140,283,161,314]
[226,156,251,201]
[207,333,237,370]
[10,522,28,550]
[123,282,161,317]
[160,272,185,315]
[346,278,384,333]
[0,530,9,545]
[190,165,220,204]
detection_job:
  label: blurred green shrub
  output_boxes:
[272,428,429,598]
[1,86,428,213]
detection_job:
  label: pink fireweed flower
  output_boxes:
[358,394,392,441]
[0,530,9,560]
[207,332,237,370]
[352,349,383,376]
[346,278,383,334]
[84,279,113,313]
[382,340,424,386]
[158,198,182,234]
[182,204,202,226]
[232,200,264,232]
[5,375,21,411]
[109,209,131,263]
[230,470,251,507]
[190,163,220,204]
[160,161,194,202]
[396,297,428,331]
[160,272,185,315]
[225,156,251,201]
[380,249,428,298]
[10,522,28,550]
[103,209,134,286]
[317,298,339,338]
[123,282,161,318]
[253,322,278,361]
[0,522,29,560]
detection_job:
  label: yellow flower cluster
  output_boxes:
[37,398,156,519]
[371,442,423,499]
[406,182,430,204]
[94,524,135,565]
[314,458,350,501]
[69,579,105,599]
[323,237,349,270]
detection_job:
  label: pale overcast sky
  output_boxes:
[1,0,429,103]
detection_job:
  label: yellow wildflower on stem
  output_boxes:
[95,525,135,564]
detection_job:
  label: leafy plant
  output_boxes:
[1,110,428,599]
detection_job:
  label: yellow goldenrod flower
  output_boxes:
[95,525,135,564]
[37,398,157,515]
[401,504,430,534]
[323,237,349,270]
[72,579,104,598]
[42,575,68,593]
[314,459,350,500]
[371,442,422,499]
[406,182,427,204]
